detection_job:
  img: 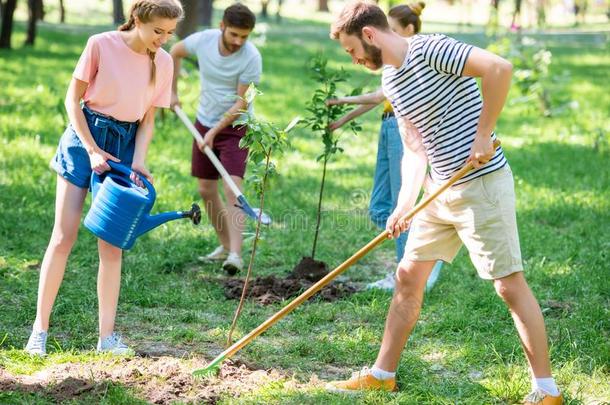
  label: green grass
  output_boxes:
[1,15,609,404]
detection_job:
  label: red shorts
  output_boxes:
[191,121,248,180]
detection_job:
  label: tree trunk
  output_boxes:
[58,0,65,23]
[25,0,38,46]
[112,0,124,25]
[34,0,44,21]
[276,0,283,22]
[199,0,213,27]
[261,0,269,19]
[318,0,329,12]
[177,0,200,38]
[0,0,17,49]
[311,156,328,260]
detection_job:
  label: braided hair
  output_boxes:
[118,0,183,84]
[388,2,426,34]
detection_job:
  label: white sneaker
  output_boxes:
[97,332,133,355]
[198,245,228,263]
[222,252,243,275]
[25,329,48,356]
[367,272,395,291]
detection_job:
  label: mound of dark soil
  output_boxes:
[223,256,360,305]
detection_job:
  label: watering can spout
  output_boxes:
[137,204,202,237]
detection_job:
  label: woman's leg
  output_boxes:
[369,121,393,230]
[33,175,87,331]
[97,239,123,339]
[385,118,406,262]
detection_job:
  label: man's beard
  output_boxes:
[222,29,242,53]
[361,40,383,70]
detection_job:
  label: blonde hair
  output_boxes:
[388,2,426,34]
[118,0,183,84]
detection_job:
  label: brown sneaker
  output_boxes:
[524,389,563,405]
[325,367,396,393]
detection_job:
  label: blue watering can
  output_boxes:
[84,161,201,249]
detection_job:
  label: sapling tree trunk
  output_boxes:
[227,153,271,347]
[311,155,328,259]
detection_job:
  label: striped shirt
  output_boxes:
[382,34,507,185]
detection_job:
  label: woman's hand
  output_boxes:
[88,148,120,175]
[325,98,345,106]
[328,118,347,132]
[130,161,153,188]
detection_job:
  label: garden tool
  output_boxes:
[84,161,201,250]
[192,140,502,377]
[173,106,272,225]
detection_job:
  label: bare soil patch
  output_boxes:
[0,356,296,404]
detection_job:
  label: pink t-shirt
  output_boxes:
[73,31,173,122]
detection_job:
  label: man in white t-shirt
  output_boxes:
[170,4,262,275]
[324,3,562,405]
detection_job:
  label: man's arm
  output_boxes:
[462,47,512,168]
[386,117,428,238]
[199,83,249,149]
[169,41,189,109]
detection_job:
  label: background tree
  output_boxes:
[112,0,124,25]
[199,0,213,27]
[25,0,44,46]
[58,0,65,23]
[0,0,17,49]
[177,0,214,38]
[261,0,282,21]
[318,0,328,12]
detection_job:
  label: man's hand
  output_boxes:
[386,208,411,239]
[88,148,120,175]
[467,135,495,169]
[200,127,218,151]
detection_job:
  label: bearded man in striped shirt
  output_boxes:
[325,3,562,404]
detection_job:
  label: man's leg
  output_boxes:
[374,259,436,371]
[326,259,436,392]
[222,175,245,255]
[198,178,230,249]
[493,272,552,377]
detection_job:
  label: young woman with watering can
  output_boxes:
[326,2,444,293]
[25,0,184,357]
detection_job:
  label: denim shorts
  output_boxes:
[50,106,138,189]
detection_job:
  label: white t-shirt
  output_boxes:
[184,29,262,128]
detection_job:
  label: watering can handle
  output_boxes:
[106,161,156,202]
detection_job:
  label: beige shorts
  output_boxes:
[403,165,523,280]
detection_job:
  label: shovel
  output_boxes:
[173,106,272,225]
[193,140,501,377]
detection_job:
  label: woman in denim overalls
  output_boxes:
[25,0,183,356]
[326,2,443,291]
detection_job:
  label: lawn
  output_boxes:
[0,11,609,405]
